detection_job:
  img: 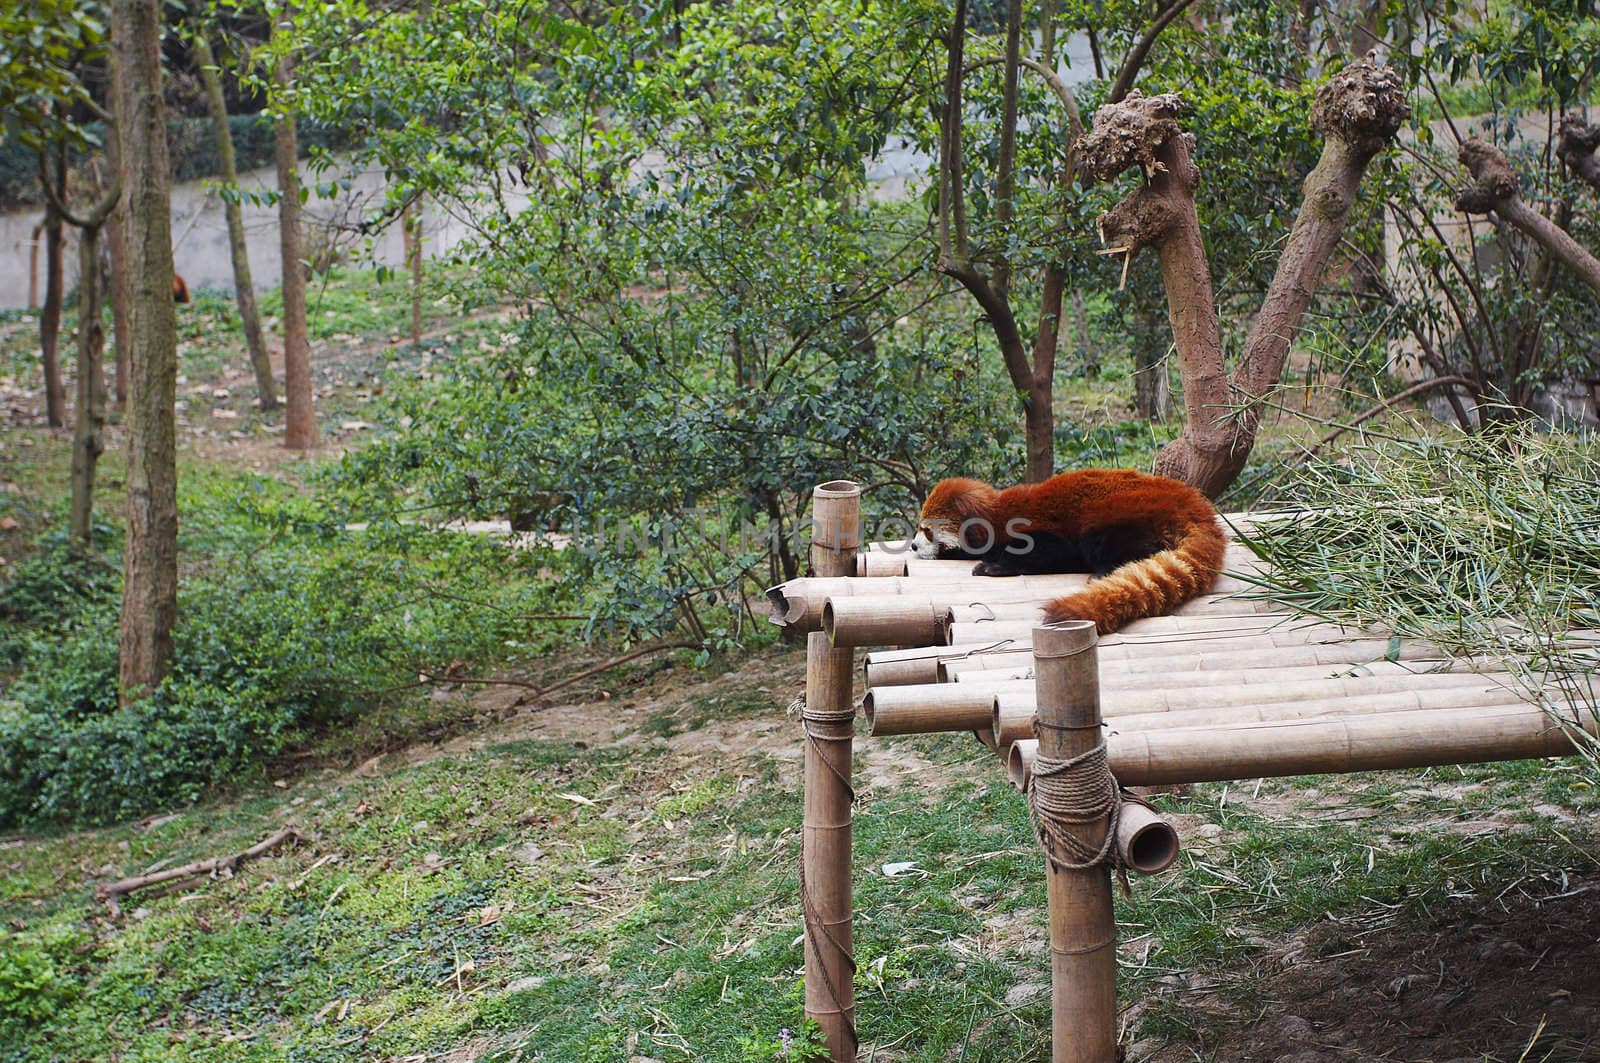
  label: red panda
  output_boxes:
[911,468,1227,634]
[172,273,191,303]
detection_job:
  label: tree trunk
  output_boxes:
[1081,60,1408,497]
[112,0,181,701]
[403,199,423,345]
[40,191,66,428]
[194,32,277,411]
[69,218,110,551]
[1025,263,1065,482]
[104,109,133,407]
[273,32,317,450]
[48,173,125,553]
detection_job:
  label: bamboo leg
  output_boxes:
[1032,621,1117,1063]
[803,481,860,1062]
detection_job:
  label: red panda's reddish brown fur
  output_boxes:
[918,469,1227,634]
[172,273,191,303]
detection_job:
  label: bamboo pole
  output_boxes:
[856,551,908,577]
[863,641,1031,688]
[775,573,1266,633]
[824,596,949,648]
[867,672,1529,741]
[1008,702,1599,788]
[951,661,1510,693]
[939,639,1452,683]
[1110,702,1600,785]
[801,480,860,1062]
[946,595,1289,622]
[947,617,1382,647]
[996,685,1552,747]
[1031,621,1117,1063]
[863,685,997,735]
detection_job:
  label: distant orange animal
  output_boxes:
[911,469,1227,634]
[172,273,190,303]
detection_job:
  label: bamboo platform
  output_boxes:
[779,480,1598,1063]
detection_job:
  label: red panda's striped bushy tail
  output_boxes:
[1041,519,1228,634]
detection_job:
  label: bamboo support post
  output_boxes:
[801,480,860,1062]
[1030,621,1118,1062]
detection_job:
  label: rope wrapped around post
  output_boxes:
[1028,739,1121,874]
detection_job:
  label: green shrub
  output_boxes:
[0,478,565,827]
[0,927,83,1041]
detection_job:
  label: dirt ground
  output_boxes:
[1144,873,1600,1062]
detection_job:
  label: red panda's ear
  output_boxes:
[925,477,996,523]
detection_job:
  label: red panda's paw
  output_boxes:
[972,558,1023,577]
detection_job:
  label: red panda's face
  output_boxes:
[910,517,961,559]
[912,478,994,558]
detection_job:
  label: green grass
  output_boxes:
[4,710,1596,1061]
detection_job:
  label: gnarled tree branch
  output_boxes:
[1456,136,1600,303]
[1106,0,1199,104]
[1557,113,1600,194]
[1080,59,1409,497]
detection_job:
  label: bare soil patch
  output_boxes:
[1140,873,1600,1062]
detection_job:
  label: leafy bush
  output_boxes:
[0,477,568,827]
[0,925,85,1041]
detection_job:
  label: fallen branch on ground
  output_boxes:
[383,641,705,702]
[95,827,302,915]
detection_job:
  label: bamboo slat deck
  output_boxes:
[773,518,1598,787]
[780,494,1598,1063]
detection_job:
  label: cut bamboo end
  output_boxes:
[824,596,950,648]
[1116,800,1180,875]
[1008,738,1038,791]
[863,685,997,736]
[811,480,861,572]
